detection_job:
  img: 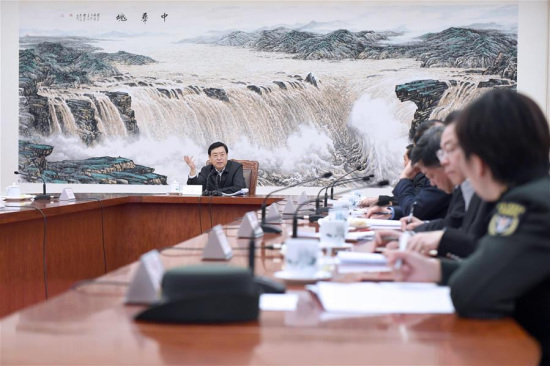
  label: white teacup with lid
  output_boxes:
[319,219,348,247]
[6,183,21,198]
[283,238,320,277]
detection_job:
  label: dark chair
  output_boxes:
[233,160,259,195]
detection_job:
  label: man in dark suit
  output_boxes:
[397,122,494,258]
[184,142,246,196]
[367,126,453,221]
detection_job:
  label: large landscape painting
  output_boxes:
[18,2,518,186]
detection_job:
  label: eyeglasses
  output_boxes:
[436,149,446,162]
[437,144,459,162]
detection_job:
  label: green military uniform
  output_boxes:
[440,175,550,365]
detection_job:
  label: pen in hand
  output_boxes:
[394,231,412,270]
[407,201,418,224]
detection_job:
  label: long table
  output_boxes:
[0,194,279,317]
[0,206,540,365]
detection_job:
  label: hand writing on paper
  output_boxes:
[400,216,424,231]
[366,205,392,219]
[406,231,444,255]
[385,251,441,283]
[374,229,401,248]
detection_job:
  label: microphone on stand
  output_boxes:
[316,174,374,213]
[213,173,221,196]
[313,175,373,218]
[327,165,364,201]
[292,179,390,237]
[14,171,50,200]
[248,229,286,294]
[202,169,216,196]
[325,173,374,206]
[260,171,333,234]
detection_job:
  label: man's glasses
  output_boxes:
[436,144,459,162]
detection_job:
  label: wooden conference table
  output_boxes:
[0,194,279,317]
[0,195,540,365]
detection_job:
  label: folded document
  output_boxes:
[337,252,387,265]
[337,252,391,274]
[292,230,374,242]
[222,188,249,197]
[317,282,455,314]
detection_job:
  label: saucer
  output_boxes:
[319,242,353,250]
[1,194,35,201]
[274,270,332,283]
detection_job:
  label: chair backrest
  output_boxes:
[232,159,259,195]
[204,159,259,195]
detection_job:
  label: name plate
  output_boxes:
[125,250,165,304]
[180,185,203,196]
[203,225,233,260]
[59,188,76,201]
[238,211,264,238]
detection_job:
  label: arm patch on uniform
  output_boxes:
[488,202,526,236]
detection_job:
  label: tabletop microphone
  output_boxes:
[214,173,221,196]
[247,224,286,294]
[328,174,374,190]
[311,175,376,221]
[296,179,390,230]
[323,165,364,205]
[202,169,216,196]
[316,172,372,212]
[326,173,374,206]
[260,171,333,233]
[14,170,50,200]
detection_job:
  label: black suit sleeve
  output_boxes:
[437,229,478,258]
[437,195,494,259]
[187,166,212,191]
[414,219,446,232]
[392,178,452,220]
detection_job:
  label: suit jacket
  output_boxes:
[391,173,452,220]
[436,194,495,259]
[187,160,246,194]
[440,176,550,365]
[414,186,465,232]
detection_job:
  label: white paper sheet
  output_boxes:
[345,231,375,241]
[363,218,402,229]
[337,265,391,274]
[337,252,387,265]
[337,252,390,274]
[292,230,375,242]
[317,282,455,314]
[259,294,299,311]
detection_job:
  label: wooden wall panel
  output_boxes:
[0,195,278,317]
[45,208,105,297]
[0,219,46,316]
[103,203,202,271]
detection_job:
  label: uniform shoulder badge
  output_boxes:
[488,202,526,236]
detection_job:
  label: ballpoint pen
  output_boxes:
[407,201,418,224]
[394,231,412,269]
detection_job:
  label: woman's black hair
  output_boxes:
[456,90,550,185]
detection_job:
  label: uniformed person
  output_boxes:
[386,90,550,365]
